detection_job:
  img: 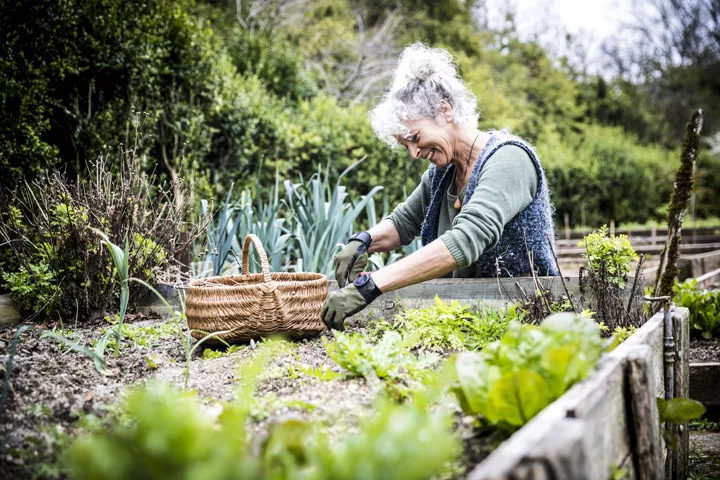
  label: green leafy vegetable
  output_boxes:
[578,226,639,288]
[674,279,720,339]
[323,331,439,401]
[452,313,608,431]
[373,296,519,352]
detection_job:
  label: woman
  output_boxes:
[321,43,558,331]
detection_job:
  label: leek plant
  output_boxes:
[95,230,129,358]
[200,186,242,276]
[285,159,383,277]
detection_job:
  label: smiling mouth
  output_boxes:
[424,148,435,161]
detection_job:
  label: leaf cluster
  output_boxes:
[372,296,520,352]
[323,331,440,401]
[578,225,639,288]
[451,313,609,432]
[64,364,459,480]
[674,279,720,339]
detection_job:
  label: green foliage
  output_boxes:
[451,313,608,431]
[578,226,639,288]
[0,157,188,322]
[323,331,440,401]
[203,344,246,360]
[373,297,519,352]
[657,397,706,449]
[65,364,459,480]
[674,279,720,339]
[285,161,383,276]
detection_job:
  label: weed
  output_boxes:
[203,344,246,360]
[323,330,440,401]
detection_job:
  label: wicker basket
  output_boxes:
[185,234,328,343]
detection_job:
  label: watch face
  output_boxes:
[354,274,370,287]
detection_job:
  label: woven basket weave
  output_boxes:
[185,234,328,343]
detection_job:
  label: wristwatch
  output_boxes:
[353,273,383,303]
[348,231,372,254]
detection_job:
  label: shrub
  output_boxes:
[578,225,639,288]
[0,156,190,322]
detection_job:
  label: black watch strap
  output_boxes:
[348,231,372,254]
[353,274,383,303]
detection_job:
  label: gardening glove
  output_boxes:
[334,232,372,287]
[321,274,383,331]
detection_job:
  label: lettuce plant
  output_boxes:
[673,279,720,339]
[451,313,610,431]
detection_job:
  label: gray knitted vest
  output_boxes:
[420,129,559,277]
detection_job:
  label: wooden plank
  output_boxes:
[330,276,642,325]
[695,267,720,288]
[626,345,664,480]
[672,306,690,480]
[469,418,588,480]
[689,363,720,410]
[0,294,22,327]
[469,310,667,480]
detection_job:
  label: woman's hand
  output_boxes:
[321,283,369,331]
[334,240,369,287]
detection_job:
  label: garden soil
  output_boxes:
[690,336,720,363]
[0,316,493,479]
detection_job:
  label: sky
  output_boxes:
[483,0,636,74]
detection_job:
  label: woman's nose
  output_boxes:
[408,144,420,160]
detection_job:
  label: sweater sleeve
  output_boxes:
[386,169,431,246]
[439,145,538,268]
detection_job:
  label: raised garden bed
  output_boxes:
[0,278,689,479]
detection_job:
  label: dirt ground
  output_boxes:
[690,430,720,479]
[0,315,493,479]
[690,336,720,363]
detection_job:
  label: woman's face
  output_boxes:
[396,114,456,168]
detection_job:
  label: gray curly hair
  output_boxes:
[369,43,479,147]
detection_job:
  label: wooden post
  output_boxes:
[610,219,615,237]
[178,231,191,282]
[655,110,704,297]
[564,213,570,241]
[651,223,657,247]
[672,306,690,480]
[0,294,22,327]
[626,345,664,480]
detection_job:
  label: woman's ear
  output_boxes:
[438,99,454,123]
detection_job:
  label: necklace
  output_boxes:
[454,131,482,210]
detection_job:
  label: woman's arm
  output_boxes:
[371,238,455,291]
[367,219,403,252]
[373,145,538,292]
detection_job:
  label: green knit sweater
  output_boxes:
[387,144,538,278]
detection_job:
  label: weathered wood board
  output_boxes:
[689,363,720,413]
[468,308,689,480]
[0,294,22,328]
[329,276,644,326]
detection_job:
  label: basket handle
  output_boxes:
[242,234,272,283]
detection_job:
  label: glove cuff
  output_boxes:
[353,273,383,304]
[348,231,372,254]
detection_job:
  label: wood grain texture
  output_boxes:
[673,307,690,480]
[626,345,664,480]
